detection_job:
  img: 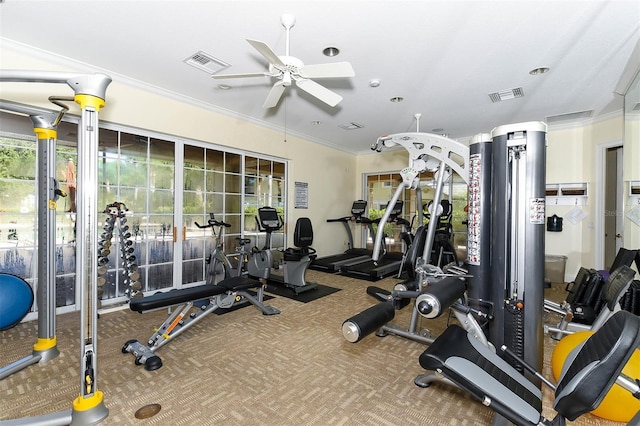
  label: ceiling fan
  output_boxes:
[212,13,355,108]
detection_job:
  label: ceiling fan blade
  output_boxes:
[299,62,355,79]
[295,78,343,107]
[247,39,285,67]
[263,80,286,108]
[212,72,269,79]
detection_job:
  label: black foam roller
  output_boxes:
[425,277,466,312]
[342,302,395,343]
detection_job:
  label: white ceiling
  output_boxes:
[1,0,639,154]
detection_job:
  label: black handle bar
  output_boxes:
[195,219,230,229]
[326,216,354,223]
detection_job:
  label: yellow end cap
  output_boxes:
[74,94,105,111]
[33,128,57,140]
[33,337,57,351]
[73,391,104,411]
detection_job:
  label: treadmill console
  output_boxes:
[351,200,368,217]
[385,200,404,218]
[258,207,282,230]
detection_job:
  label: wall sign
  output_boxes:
[294,181,308,209]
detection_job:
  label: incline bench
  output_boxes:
[122,275,279,370]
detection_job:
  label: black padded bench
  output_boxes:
[123,274,277,370]
[130,276,261,313]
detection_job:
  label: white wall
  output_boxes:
[624,115,640,257]
[545,119,612,279]
[0,43,358,257]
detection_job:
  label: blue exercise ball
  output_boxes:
[0,273,34,331]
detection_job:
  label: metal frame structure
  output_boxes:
[487,122,547,380]
[370,132,469,266]
[369,125,547,398]
[0,70,112,426]
[367,132,470,343]
[0,100,66,380]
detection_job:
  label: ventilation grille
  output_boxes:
[546,110,593,124]
[184,51,230,74]
[488,88,524,103]
[338,122,365,130]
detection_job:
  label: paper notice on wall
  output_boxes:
[565,206,588,224]
[294,181,308,209]
[626,204,640,227]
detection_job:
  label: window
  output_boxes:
[0,116,78,309]
[0,110,288,314]
[364,171,468,260]
[182,147,244,286]
[97,130,176,298]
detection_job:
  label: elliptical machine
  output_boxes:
[247,207,318,294]
[424,199,459,268]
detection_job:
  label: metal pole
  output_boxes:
[70,93,109,425]
[0,101,63,379]
[421,160,449,264]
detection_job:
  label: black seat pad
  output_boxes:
[419,325,543,425]
[216,275,261,291]
[283,247,317,262]
[554,310,640,420]
[130,284,227,313]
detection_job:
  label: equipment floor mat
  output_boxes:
[265,282,341,303]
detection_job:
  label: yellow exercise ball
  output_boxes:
[551,330,640,423]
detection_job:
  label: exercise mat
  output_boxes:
[265,282,340,303]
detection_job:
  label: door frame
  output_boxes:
[594,140,623,270]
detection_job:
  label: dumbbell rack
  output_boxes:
[98,202,142,302]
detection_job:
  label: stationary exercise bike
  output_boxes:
[247,206,317,294]
[195,213,252,285]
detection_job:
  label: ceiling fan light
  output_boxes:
[323,46,340,57]
[283,71,292,86]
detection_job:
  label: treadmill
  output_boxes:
[309,200,375,273]
[339,200,407,281]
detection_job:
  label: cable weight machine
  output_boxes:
[0,99,67,379]
[0,70,112,426]
[344,123,547,400]
[481,123,547,381]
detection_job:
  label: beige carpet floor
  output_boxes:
[0,271,625,425]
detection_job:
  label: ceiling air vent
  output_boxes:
[546,110,593,124]
[488,87,524,103]
[184,51,230,74]
[338,122,365,130]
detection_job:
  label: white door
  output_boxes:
[604,145,624,269]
